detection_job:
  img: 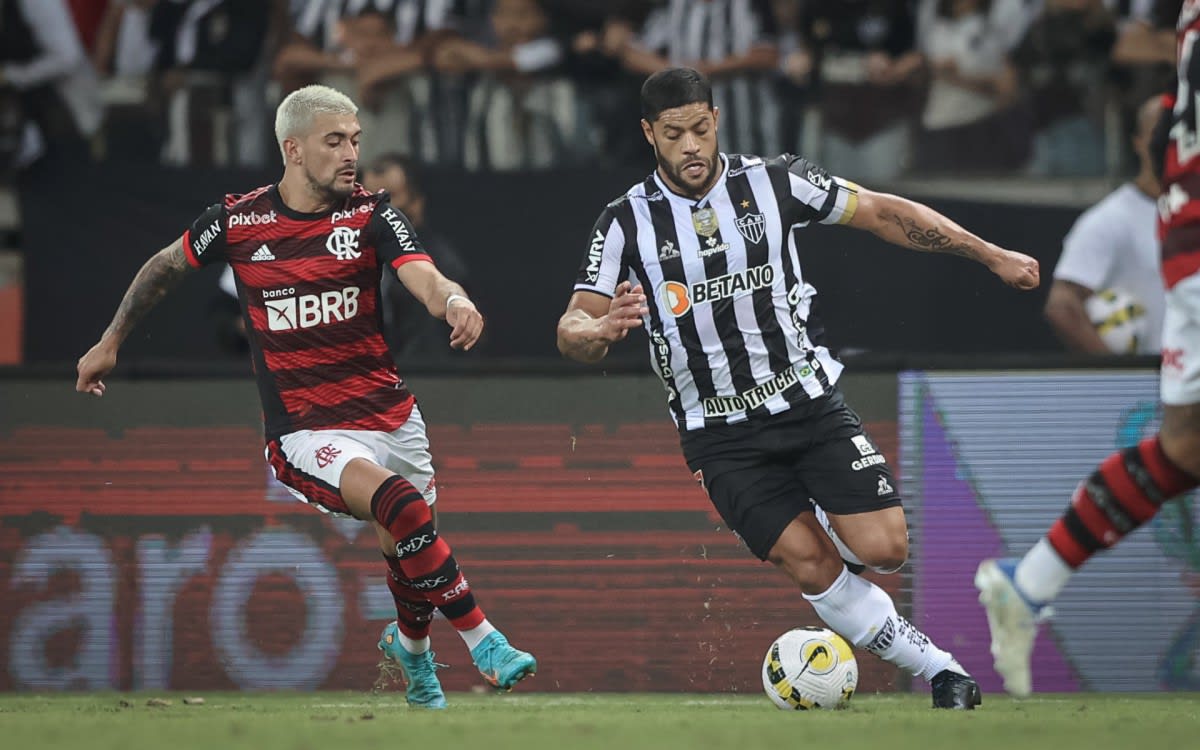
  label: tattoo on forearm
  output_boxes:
[103,242,192,341]
[885,213,980,261]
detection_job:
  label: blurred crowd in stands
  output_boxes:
[0,0,1186,180]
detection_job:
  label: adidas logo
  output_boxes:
[250,244,275,262]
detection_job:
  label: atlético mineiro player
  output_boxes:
[558,67,1043,710]
[75,85,535,708]
[977,0,1200,697]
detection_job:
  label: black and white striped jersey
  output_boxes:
[573,153,860,431]
[638,0,782,155]
[291,0,470,49]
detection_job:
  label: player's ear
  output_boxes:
[711,105,720,132]
[283,136,301,165]
[641,118,655,147]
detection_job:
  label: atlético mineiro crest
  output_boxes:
[735,212,766,244]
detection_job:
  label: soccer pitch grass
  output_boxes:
[1,692,1197,750]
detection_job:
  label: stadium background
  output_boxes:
[1,0,1196,699]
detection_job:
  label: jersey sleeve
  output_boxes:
[1054,203,1121,292]
[783,156,860,227]
[368,201,433,270]
[573,206,628,298]
[182,202,228,268]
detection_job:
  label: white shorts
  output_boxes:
[1162,272,1200,405]
[265,405,436,517]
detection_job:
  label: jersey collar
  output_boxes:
[269,183,361,220]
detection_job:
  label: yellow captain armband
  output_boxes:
[836,179,861,225]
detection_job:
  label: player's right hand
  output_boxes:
[76,342,117,397]
[991,249,1040,290]
[600,281,648,343]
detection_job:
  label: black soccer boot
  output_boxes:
[931,669,982,709]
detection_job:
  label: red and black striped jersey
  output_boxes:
[183,183,432,440]
[1159,0,1200,287]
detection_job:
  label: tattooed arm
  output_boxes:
[848,189,1040,290]
[558,282,648,363]
[76,237,194,396]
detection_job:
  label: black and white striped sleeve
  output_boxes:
[573,206,628,298]
[784,156,860,226]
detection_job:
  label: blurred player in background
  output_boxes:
[977,0,1200,697]
[558,67,1040,709]
[75,85,535,709]
[1044,96,1165,355]
[361,153,471,361]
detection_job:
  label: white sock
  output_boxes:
[459,619,497,651]
[1014,537,1073,605]
[396,632,430,655]
[804,567,956,682]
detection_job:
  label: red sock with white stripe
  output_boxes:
[371,475,496,649]
[1015,437,1197,603]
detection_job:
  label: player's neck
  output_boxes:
[277,174,339,215]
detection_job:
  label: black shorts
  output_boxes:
[679,388,901,561]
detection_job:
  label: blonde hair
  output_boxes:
[274,85,359,157]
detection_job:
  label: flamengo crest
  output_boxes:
[327,227,361,260]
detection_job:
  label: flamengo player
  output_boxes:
[75,85,535,708]
[976,0,1200,697]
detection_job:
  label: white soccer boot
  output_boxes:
[974,558,1051,697]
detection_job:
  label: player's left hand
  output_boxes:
[447,296,484,351]
[990,249,1040,290]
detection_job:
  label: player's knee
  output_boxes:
[1161,440,1200,479]
[859,535,908,575]
[1159,415,1200,479]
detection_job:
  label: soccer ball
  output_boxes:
[762,627,858,710]
[1085,288,1148,354]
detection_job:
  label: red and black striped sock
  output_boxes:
[371,475,486,631]
[382,554,434,639]
[1048,437,1197,567]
